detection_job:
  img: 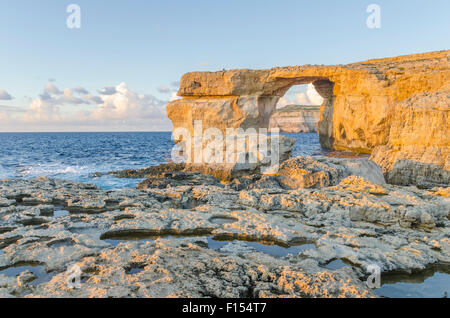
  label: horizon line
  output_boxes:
[0,130,173,133]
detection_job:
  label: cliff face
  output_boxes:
[166,50,449,178]
[269,105,320,133]
[369,85,450,187]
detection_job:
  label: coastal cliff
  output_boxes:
[269,105,320,133]
[2,49,449,295]
[167,50,449,185]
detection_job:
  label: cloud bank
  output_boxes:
[157,81,181,102]
[0,89,13,100]
[277,84,324,108]
[0,82,172,132]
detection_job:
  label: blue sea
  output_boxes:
[0,132,322,189]
[1,131,448,297]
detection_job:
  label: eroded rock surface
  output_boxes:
[274,156,386,189]
[369,84,450,187]
[382,160,450,189]
[1,166,449,298]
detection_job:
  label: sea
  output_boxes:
[0,131,448,297]
[0,132,323,189]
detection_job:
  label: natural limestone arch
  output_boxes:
[166,50,449,173]
[166,66,379,153]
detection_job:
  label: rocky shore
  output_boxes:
[0,50,448,298]
[1,155,449,298]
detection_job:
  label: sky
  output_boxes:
[0,0,449,132]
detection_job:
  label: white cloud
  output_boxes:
[169,91,181,102]
[73,86,89,95]
[91,82,166,121]
[276,84,324,108]
[58,88,86,105]
[98,86,117,95]
[33,84,92,111]
[160,82,181,103]
[1,82,172,131]
[83,94,103,104]
[0,89,13,100]
[22,98,62,122]
[0,105,25,113]
[44,82,63,95]
[0,111,8,121]
[157,85,171,94]
[276,96,289,108]
[295,92,310,105]
[306,83,324,105]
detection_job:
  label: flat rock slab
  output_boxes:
[0,175,449,298]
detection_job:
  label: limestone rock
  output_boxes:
[137,172,220,189]
[17,270,37,286]
[167,95,277,141]
[1,177,449,297]
[167,51,449,186]
[337,176,387,195]
[38,205,54,216]
[370,86,449,186]
[169,51,448,150]
[228,175,284,191]
[183,134,296,181]
[427,187,450,197]
[107,163,186,178]
[0,198,15,208]
[274,156,385,189]
[383,160,450,189]
[269,105,320,133]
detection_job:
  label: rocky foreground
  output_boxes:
[0,156,449,298]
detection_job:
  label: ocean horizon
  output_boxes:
[0,131,323,189]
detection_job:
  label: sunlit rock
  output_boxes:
[167,51,449,187]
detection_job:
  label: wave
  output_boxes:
[17,163,91,178]
[0,132,321,189]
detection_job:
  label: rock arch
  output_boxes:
[166,50,449,173]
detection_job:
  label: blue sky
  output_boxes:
[0,0,449,131]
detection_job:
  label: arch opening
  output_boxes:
[268,79,335,155]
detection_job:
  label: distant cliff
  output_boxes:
[269,105,320,133]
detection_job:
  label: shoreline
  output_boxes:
[1,155,449,298]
